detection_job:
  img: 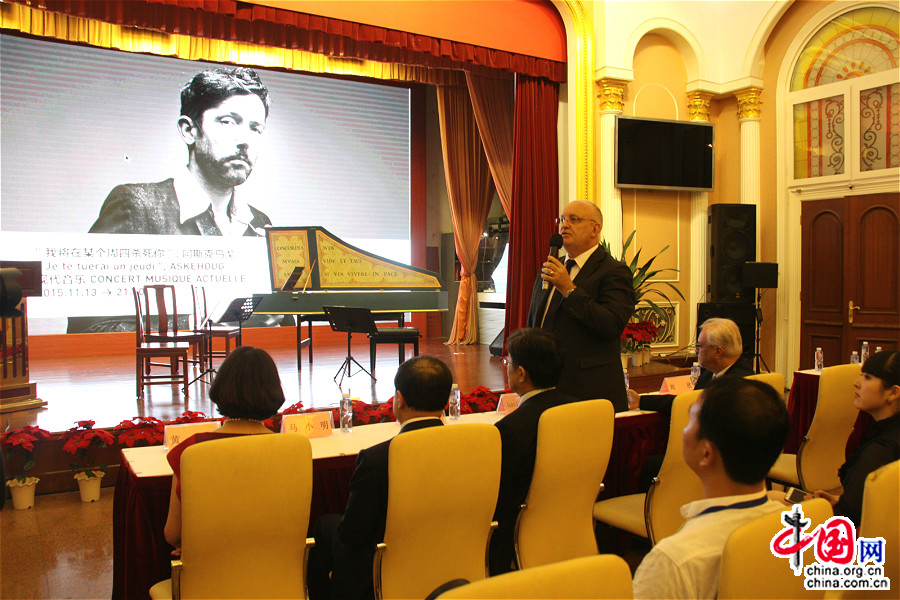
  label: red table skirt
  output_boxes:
[111,413,666,600]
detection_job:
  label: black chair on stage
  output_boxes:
[368,318,420,373]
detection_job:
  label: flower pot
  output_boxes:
[631,350,644,367]
[6,477,39,510]
[643,346,652,364]
[74,470,104,502]
[620,353,630,371]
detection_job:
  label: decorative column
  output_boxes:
[687,91,713,336]
[735,87,763,207]
[597,78,628,251]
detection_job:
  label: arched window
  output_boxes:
[789,6,898,181]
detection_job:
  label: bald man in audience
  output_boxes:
[628,318,754,416]
[632,377,788,599]
[489,328,578,574]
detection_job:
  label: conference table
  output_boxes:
[112,409,666,600]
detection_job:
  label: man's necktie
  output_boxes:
[541,258,577,327]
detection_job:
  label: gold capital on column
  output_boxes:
[687,91,713,122]
[735,87,763,120]
[596,78,627,112]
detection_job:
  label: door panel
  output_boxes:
[800,193,900,368]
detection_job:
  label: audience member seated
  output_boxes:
[489,328,578,575]
[163,346,286,550]
[811,350,899,526]
[630,318,754,492]
[627,317,754,416]
[632,377,788,600]
[307,356,453,600]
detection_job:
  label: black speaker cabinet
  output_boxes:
[696,302,756,361]
[489,329,505,357]
[708,204,756,303]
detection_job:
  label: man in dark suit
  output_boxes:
[489,328,578,574]
[89,67,272,236]
[627,317,755,416]
[307,356,452,600]
[527,200,635,411]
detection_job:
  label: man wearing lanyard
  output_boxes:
[632,377,789,599]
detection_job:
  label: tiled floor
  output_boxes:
[1,487,113,600]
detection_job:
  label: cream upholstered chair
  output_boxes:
[373,424,500,600]
[841,460,899,599]
[747,372,786,401]
[149,434,315,600]
[592,390,704,545]
[436,554,633,600]
[514,399,614,569]
[769,364,861,492]
[718,498,832,600]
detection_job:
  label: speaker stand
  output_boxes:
[753,289,771,374]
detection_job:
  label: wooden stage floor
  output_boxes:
[4,338,510,433]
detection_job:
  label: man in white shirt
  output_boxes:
[632,377,789,599]
[89,67,272,236]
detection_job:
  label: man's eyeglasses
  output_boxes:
[558,215,598,225]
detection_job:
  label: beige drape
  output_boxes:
[465,72,515,218]
[437,85,494,345]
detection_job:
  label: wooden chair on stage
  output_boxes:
[133,288,190,399]
[142,284,207,372]
[191,285,240,365]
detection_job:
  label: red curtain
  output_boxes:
[503,75,560,348]
[465,72,514,218]
[436,86,494,345]
[28,0,566,82]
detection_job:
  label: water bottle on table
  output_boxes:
[340,392,353,433]
[448,383,461,420]
[814,348,823,372]
[860,341,869,364]
[690,361,701,388]
[850,351,860,365]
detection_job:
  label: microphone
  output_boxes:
[542,233,564,290]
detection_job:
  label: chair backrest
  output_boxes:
[644,389,705,545]
[144,284,180,336]
[132,287,145,344]
[437,554,633,600]
[797,363,861,491]
[746,372,786,401]
[846,460,900,599]
[190,285,207,331]
[375,424,501,600]
[515,399,614,569]
[718,498,832,600]
[179,434,314,599]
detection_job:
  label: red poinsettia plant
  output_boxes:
[621,320,659,353]
[113,416,165,448]
[59,420,116,477]
[169,411,209,424]
[1,425,54,483]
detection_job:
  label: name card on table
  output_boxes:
[164,421,220,450]
[281,412,333,438]
[497,393,521,414]
[660,375,693,395]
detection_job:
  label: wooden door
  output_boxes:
[800,193,899,369]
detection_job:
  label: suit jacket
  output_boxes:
[489,389,579,574]
[332,418,443,598]
[639,358,756,416]
[88,179,270,235]
[527,245,635,411]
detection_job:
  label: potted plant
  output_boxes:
[59,420,115,502]
[622,320,660,366]
[604,230,686,324]
[113,416,165,448]
[1,425,54,509]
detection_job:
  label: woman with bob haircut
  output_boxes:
[163,346,285,549]
[812,350,899,525]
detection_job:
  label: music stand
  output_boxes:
[188,296,260,387]
[323,306,378,388]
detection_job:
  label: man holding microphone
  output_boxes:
[526,201,635,411]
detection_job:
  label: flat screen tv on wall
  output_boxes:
[615,116,714,192]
